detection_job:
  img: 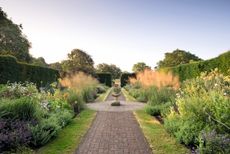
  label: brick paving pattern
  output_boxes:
[75,92,152,154]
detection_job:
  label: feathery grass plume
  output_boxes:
[60,72,98,91]
[129,69,180,89]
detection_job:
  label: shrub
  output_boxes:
[0,97,41,121]
[129,88,147,102]
[146,103,172,117]
[54,110,74,128]
[147,86,176,106]
[81,86,97,102]
[30,116,61,147]
[0,119,32,152]
[0,55,59,87]
[0,82,38,99]
[145,105,161,116]
[198,130,230,154]
[96,84,108,94]
[66,90,84,114]
[165,70,230,150]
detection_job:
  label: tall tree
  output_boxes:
[62,49,95,75]
[156,49,202,68]
[132,62,151,73]
[96,63,122,79]
[0,8,31,62]
[49,62,62,71]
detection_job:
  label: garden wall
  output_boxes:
[0,55,59,87]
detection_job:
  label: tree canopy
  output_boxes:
[132,62,151,73]
[0,8,31,62]
[96,63,122,79]
[62,49,95,75]
[31,57,48,67]
[156,49,202,68]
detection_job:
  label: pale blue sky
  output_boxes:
[1,0,230,71]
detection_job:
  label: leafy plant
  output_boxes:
[0,97,41,121]
[30,116,61,147]
[0,119,32,152]
[165,70,230,151]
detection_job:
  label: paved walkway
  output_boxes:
[87,92,146,112]
[76,91,152,154]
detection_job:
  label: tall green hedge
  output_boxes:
[120,73,136,87]
[96,73,112,87]
[0,55,59,87]
[162,51,230,81]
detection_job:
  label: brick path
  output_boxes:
[75,92,152,154]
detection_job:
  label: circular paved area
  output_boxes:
[87,91,147,112]
[87,101,146,112]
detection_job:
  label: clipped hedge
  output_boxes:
[0,55,59,87]
[162,51,230,81]
[96,73,112,87]
[120,73,136,87]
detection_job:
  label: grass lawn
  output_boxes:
[121,88,137,102]
[37,109,96,154]
[95,88,112,102]
[134,110,190,154]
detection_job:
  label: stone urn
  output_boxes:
[111,84,121,106]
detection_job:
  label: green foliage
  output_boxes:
[145,105,161,116]
[96,84,108,94]
[147,86,176,106]
[198,130,230,154]
[120,73,136,87]
[132,62,151,73]
[0,82,38,99]
[81,86,97,102]
[0,97,40,121]
[146,103,172,117]
[0,8,31,62]
[61,49,95,75]
[30,116,61,147]
[164,51,230,81]
[129,88,147,102]
[96,63,122,79]
[0,82,79,151]
[31,57,48,67]
[0,55,59,87]
[157,49,202,68]
[66,90,84,114]
[96,73,112,87]
[134,110,190,154]
[165,70,230,152]
[37,109,96,154]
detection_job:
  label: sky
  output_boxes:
[1,0,230,71]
